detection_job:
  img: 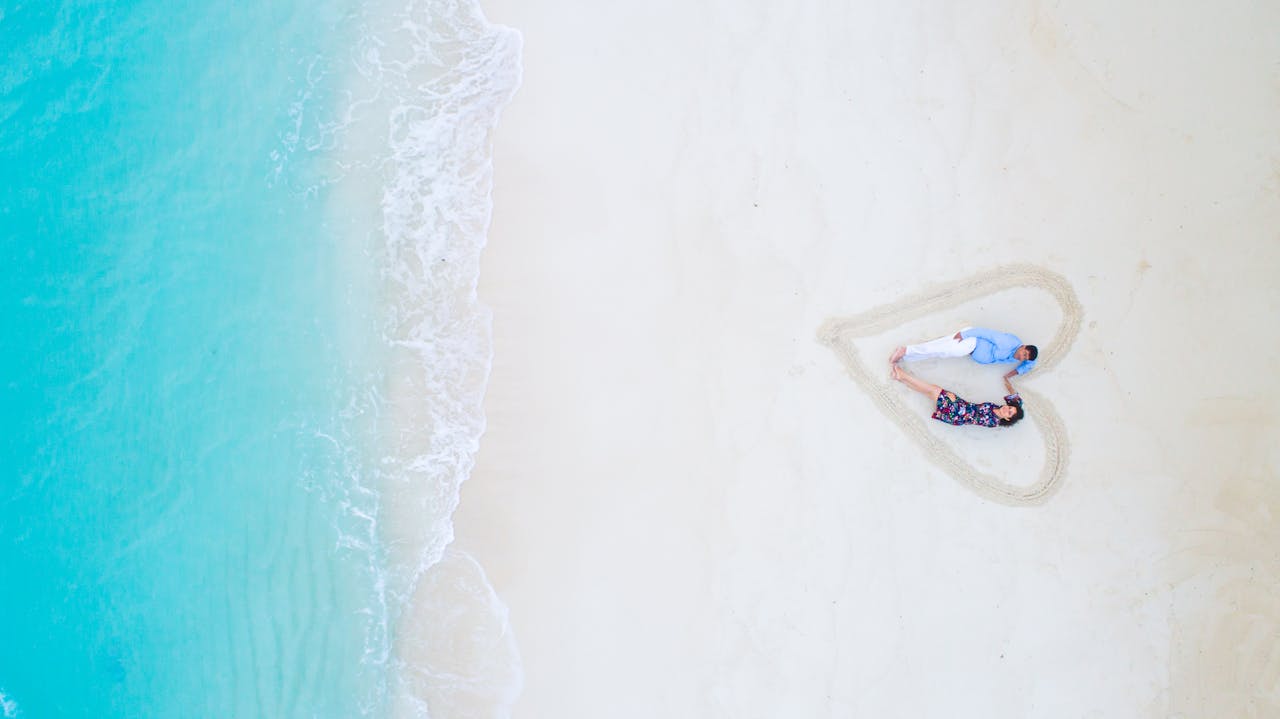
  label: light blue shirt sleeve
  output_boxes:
[961,327,1024,362]
[1016,360,1036,375]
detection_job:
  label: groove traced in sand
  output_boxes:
[818,264,1083,506]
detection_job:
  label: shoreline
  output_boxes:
[321,0,524,714]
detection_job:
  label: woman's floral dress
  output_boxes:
[932,391,1021,427]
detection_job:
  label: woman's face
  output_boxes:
[995,404,1018,420]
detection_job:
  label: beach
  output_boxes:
[3,0,1275,715]
[455,0,1280,716]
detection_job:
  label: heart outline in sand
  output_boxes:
[818,264,1083,506]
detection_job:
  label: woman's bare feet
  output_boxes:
[890,364,903,381]
[889,346,906,363]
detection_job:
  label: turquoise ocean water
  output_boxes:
[1,1,521,716]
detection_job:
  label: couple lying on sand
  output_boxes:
[888,327,1038,429]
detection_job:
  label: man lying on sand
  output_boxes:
[890,326,1038,379]
[891,364,1025,428]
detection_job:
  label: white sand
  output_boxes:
[821,265,1080,505]
[456,1,1280,716]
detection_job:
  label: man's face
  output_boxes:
[1014,347,1030,361]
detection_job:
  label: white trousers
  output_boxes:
[903,332,977,362]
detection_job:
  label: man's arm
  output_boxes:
[1003,369,1018,380]
[961,327,1016,345]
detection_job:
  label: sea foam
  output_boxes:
[297,0,525,715]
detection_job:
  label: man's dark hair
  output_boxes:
[1024,344,1039,361]
[998,400,1025,427]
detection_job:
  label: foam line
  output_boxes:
[818,264,1083,506]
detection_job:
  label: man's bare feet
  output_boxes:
[889,346,906,363]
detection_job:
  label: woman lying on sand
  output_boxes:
[890,364,1025,428]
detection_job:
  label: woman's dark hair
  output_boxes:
[998,400,1025,427]
[1025,345,1039,361]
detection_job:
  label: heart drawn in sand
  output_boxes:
[818,264,1083,506]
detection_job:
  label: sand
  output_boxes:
[820,264,1080,505]
[455,1,1280,716]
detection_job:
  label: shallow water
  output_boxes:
[0,0,521,715]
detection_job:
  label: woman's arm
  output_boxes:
[892,364,943,400]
